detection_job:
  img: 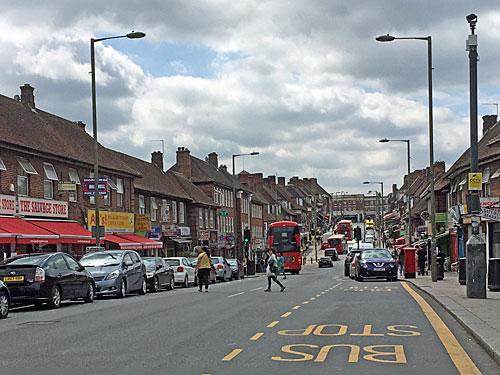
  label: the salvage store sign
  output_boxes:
[19,197,68,218]
[0,194,16,215]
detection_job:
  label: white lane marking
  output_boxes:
[250,287,262,291]
[228,292,245,298]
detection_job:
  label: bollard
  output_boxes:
[436,256,444,280]
[488,258,500,292]
[458,257,466,285]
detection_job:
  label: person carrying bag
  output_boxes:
[196,247,212,292]
[264,248,285,292]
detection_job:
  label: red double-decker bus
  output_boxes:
[268,221,302,274]
[336,220,353,240]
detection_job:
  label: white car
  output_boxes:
[164,257,196,287]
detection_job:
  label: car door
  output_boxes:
[130,252,143,290]
[122,253,136,290]
[157,259,167,286]
[182,258,194,283]
[51,254,75,299]
[63,254,88,298]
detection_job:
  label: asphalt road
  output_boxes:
[0,256,498,375]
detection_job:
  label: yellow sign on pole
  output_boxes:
[135,214,151,232]
[88,210,135,233]
[468,173,482,191]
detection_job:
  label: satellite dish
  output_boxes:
[420,211,430,220]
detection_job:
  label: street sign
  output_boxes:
[82,178,108,196]
[480,208,500,222]
[435,213,449,222]
[58,182,76,192]
[219,209,229,216]
[91,225,105,238]
[420,211,430,220]
[468,173,482,190]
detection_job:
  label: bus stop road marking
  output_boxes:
[401,282,480,374]
[282,312,292,318]
[267,321,280,328]
[250,332,264,341]
[292,305,301,310]
[221,349,243,361]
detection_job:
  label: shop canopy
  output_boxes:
[28,220,97,244]
[0,217,59,245]
[113,233,163,249]
[104,234,142,250]
[0,228,16,244]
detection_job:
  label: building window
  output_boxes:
[116,178,124,207]
[139,195,145,214]
[89,172,95,204]
[172,201,177,223]
[68,168,80,202]
[199,208,203,228]
[17,158,38,196]
[104,177,116,206]
[161,199,169,222]
[0,157,6,171]
[43,163,58,199]
[205,209,209,228]
[150,197,158,221]
[210,210,214,229]
[179,202,185,224]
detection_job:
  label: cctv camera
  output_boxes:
[466,13,477,23]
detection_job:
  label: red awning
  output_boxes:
[113,233,163,249]
[104,234,142,250]
[0,228,16,244]
[396,243,409,250]
[28,220,95,244]
[0,217,59,244]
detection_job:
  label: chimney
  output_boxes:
[392,184,397,194]
[278,177,285,186]
[207,152,218,168]
[482,114,497,136]
[264,175,276,187]
[289,176,299,186]
[20,84,35,108]
[219,164,228,173]
[151,151,164,171]
[434,161,445,177]
[176,147,191,179]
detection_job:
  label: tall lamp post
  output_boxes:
[364,182,384,247]
[380,138,411,245]
[90,31,146,249]
[232,152,259,266]
[376,33,437,281]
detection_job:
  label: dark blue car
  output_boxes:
[355,249,398,282]
[0,280,10,319]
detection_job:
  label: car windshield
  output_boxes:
[361,249,391,259]
[191,258,198,265]
[143,259,157,270]
[0,254,50,266]
[80,252,122,267]
[227,259,237,265]
[165,259,180,266]
[320,257,330,261]
[211,258,220,264]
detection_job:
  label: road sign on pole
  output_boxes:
[82,178,108,196]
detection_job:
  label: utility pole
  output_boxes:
[465,14,486,298]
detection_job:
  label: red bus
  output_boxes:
[268,221,302,274]
[336,220,353,240]
[325,234,347,255]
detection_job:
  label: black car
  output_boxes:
[344,249,362,276]
[354,249,398,282]
[324,248,338,261]
[142,257,174,292]
[318,257,333,268]
[0,253,95,309]
[0,280,10,319]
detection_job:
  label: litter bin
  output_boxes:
[458,257,466,285]
[488,258,500,291]
[404,247,417,279]
[436,256,444,280]
[247,260,256,275]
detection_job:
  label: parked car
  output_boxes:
[354,249,398,282]
[0,253,95,309]
[211,257,232,281]
[0,280,10,319]
[142,257,174,292]
[345,249,362,277]
[318,257,333,268]
[164,257,196,287]
[324,248,338,261]
[80,250,147,298]
[227,258,245,280]
[190,258,216,285]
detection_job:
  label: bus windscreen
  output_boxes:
[270,226,300,252]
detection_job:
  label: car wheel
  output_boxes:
[138,278,147,295]
[117,279,127,298]
[182,275,188,288]
[151,277,159,293]
[84,282,95,303]
[0,291,9,319]
[211,276,216,284]
[228,272,233,281]
[47,285,62,309]
[167,276,174,290]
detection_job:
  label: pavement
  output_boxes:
[405,271,500,366]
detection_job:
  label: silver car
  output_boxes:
[211,257,232,281]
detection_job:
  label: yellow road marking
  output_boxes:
[292,305,301,310]
[310,297,316,300]
[282,312,292,318]
[222,349,243,361]
[401,282,480,374]
[267,321,280,328]
[320,292,325,294]
[302,301,310,304]
[316,294,321,297]
[250,332,264,341]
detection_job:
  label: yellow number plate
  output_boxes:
[3,276,24,282]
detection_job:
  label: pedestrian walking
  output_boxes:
[416,246,427,276]
[264,248,285,292]
[195,246,213,292]
[277,252,286,279]
[398,248,405,276]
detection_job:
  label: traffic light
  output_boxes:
[354,227,362,241]
[244,229,251,243]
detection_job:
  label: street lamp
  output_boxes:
[364,182,384,247]
[231,152,260,269]
[376,32,436,281]
[380,138,411,245]
[91,31,146,248]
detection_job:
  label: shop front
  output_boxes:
[163,224,192,257]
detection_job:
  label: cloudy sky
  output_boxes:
[1,1,499,195]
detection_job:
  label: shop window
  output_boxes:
[139,195,145,214]
[116,178,124,207]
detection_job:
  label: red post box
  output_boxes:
[404,247,417,279]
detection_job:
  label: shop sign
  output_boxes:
[135,214,151,232]
[58,182,77,192]
[480,197,500,210]
[434,213,449,222]
[179,226,191,236]
[88,210,134,233]
[82,178,108,196]
[0,194,16,215]
[480,208,500,222]
[19,197,68,218]
[219,209,229,216]
[468,173,482,190]
[148,226,162,240]
[162,223,180,236]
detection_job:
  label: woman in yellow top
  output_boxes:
[196,247,213,292]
